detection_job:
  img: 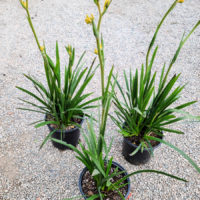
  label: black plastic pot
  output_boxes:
[46,115,84,151]
[122,136,162,165]
[79,161,131,199]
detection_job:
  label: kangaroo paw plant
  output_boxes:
[111,0,200,165]
[55,118,187,200]
[17,0,99,150]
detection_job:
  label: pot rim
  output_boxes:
[45,114,84,133]
[123,134,163,151]
[79,161,131,199]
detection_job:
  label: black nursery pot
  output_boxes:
[79,161,131,200]
[46,115,84,151]
[122,136,162,165]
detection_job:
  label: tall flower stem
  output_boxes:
[20,0,43,54]
[90,1,112,155]
[96,2,104,99]
[19,0,55,98]
[26,9,41,52]
[97,3,102,31]
[145,0,178,70]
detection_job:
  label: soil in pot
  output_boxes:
[80,162,130,200]
[122,132,163,165]
[46,115,84,151]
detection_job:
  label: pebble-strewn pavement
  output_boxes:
[0,0,200,199]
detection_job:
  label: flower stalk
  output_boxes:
[85,0,113,155]
[145,0,178,70]
[20,0,42,53]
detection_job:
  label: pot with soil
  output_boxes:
[46,114,84,151]
[122,132,163,165]
[79,161,131,200]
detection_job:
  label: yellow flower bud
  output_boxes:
[177,0,184,3]
[94,44,103,55]
[20,0,27,9]
[40,46,44,52]
[66,45,72,56]
[85,15,91,24]
[104,0,110,10]
[94,48,98,55]
[90,14,94,21]
[85,14,94,24]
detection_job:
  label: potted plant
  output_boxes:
[111,0,200,164]
[54,0,199,199]
[57,118,187,200]
[17,0,99,150]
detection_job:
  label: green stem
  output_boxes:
[25,5,55,101]
[26,9,41,52]
[145,0,177,70]
[96,37,105,98]
[95,2,105,104]
[182,20,200,44]
[162,20,200,88]
[97,3,102,31]
[95,2,107,155]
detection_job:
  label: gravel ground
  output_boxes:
[0,0,200,199]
